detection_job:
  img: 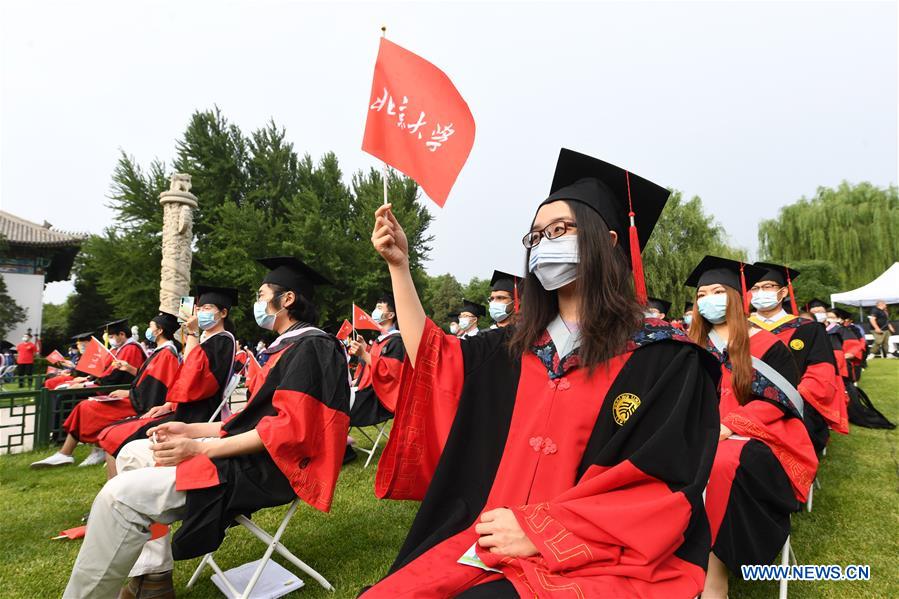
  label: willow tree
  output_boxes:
[643,191,746,317]
[759,182,898,290]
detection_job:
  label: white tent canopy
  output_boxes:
[830,262,899,307]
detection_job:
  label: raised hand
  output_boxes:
[371,204,409,268]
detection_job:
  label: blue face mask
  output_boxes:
[489,301,511,323]
[697,294,728,324]
[371,308,385,324]
[684,313,693,327]
[197,310,220,331]
[254,300,285,331]
[145,327,156,342]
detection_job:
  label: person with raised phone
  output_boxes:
[363,148,721,598]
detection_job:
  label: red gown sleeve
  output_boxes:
[798,361,847,434]
[374,318,465,500]
[167,346,220,403]
[722,400,818,501]
[370,336,405,412]
[119,343,147,371]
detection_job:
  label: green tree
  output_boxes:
[758,182,899,290]
[40,300,71,353]
[643,191,746,317]
[421,273,464,328]
[786,260,843,310]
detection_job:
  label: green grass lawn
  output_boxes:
[1,361,896,598]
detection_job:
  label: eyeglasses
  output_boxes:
[749,283,782,293]
[522,220,577,248]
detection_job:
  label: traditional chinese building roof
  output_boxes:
[0,210,86,247]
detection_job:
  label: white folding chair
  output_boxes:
[186,498,334,598]
[352,420,391,468]
[208,374,242,422]
[805,476,821,513]
[778,530,798,599]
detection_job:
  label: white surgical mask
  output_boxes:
[528,235,579,291]
[449,322,459,335]
[750,290,781,311]
[458,317,473,330]
[698,294,728,324]
[814,312,827,323]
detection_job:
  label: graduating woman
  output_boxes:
[99,287,238,458]
[685,256,818,598]
[364,149,721,599]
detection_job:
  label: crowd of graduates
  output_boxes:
[19,148,896,599]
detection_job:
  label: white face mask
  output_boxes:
[750,290,781,311]
[528,235,579,291]
[458,317,473,331]
[814,312,827,323]
[449,322,460,335]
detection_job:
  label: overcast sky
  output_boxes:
[2,0,896,305]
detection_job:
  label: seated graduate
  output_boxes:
[454,299,485,339]
[97,287,239,458]
[63,257,351,599]
[43,332,92,390]
[349,294,406,422]
[685,256,818,598]
[65,319,148,389]
[645,297,671,321]
[749,262,847,452]
[829,307,867,383]
[488,270,522,329]
[31,314,181,470]
[364,148,721,599]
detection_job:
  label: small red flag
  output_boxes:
[362,37,475,207]
[74,337,114,377]
[46,350,66,365]
[245,352,262,388]
[353,304,382,332]
[336,319,353,341]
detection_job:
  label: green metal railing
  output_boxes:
[0,382,129,454]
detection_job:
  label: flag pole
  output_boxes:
[381,25,389,207]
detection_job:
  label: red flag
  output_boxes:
[46,350,66,365]
[245,352,262,388]
[336,319,353,341]
[353,304,382,332]
[362,37,475,207]
[74,337,114,377]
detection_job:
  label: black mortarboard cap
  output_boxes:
[753,262,800,287]
[71,332,93,342]
[684,301,694,313]
[684,256,767,291]
[647,297,671,315]
[257,257,331,301]
[806,298,828,309]
[490,270,523,294]
[831,307,852,320]
[540,148,670,261]
[100,319,129,335]
[196,286,238,310]
[458,299,486,318]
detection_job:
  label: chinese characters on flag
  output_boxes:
[74,337,114,377]
[362,37,475,207]
[353,304,382,332]
[46,349,66,365]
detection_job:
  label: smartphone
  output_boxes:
[178,296,195,323]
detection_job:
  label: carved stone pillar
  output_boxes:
[158,174,197,315]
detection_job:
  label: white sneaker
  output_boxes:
[30,452,75,468]
[79,446,107,467]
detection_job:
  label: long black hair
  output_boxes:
[508,200,644,371]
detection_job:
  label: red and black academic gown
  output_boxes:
[350,329,406,427]
[749,313,848,451]
[366,318,721,599]
[836,325,866,383]
[169,325,351,559]
[99,332,235,456]
[704,329,818,574]
[65,343,181,445]
[233,349,248,376]
[93,340,148,386]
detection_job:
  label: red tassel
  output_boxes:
[625,171,647,305]
[739,262,749,315]
[785,268,798,316]
[513,277,520,313]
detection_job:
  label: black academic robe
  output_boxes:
[350,330,405,427]
[368,318,721,598]
[170,325,351,559]
[95,340,147,386]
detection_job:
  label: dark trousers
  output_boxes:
[17,363,34,386]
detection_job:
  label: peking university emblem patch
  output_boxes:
[613,393,641,426]
[790,339,805,351]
